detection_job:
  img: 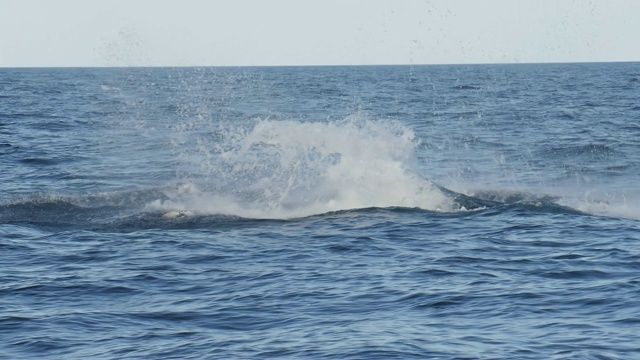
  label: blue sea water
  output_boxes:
[1,63,640,359]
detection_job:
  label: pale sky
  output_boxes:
[1,0,639,67]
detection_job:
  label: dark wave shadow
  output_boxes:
[0,181,589,233]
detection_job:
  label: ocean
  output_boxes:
[1,63,639,359]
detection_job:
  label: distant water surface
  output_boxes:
[1,63,639,359]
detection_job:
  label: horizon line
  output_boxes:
[1,60,638,69]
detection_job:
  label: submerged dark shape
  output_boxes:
[430,181,586,216]
[432,183,501,210]
[0,180,589,232]
[464,189,560,204]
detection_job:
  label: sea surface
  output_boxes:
[1,63,639,359]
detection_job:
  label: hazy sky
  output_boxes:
[1,0,639,67]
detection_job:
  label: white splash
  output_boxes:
[148,115,453,219]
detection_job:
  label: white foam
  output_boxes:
[149,115,453,219]
[162,210,195,219]
[555,187,640,221]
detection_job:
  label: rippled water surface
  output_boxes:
[1,63,640,359]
